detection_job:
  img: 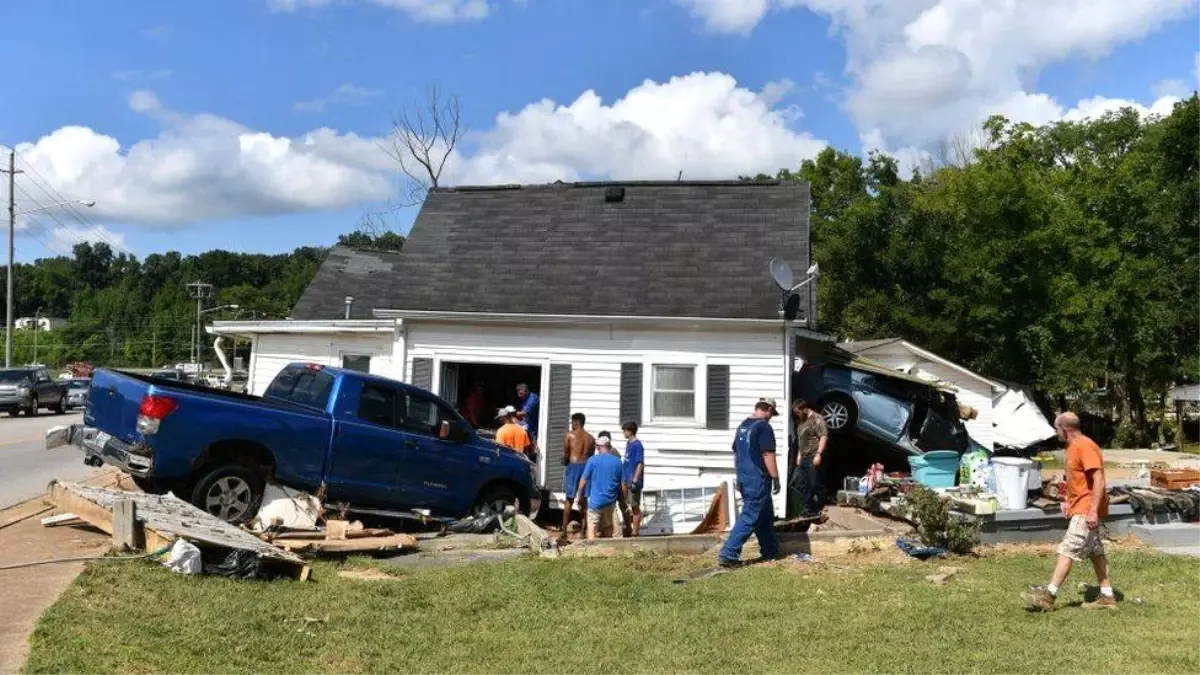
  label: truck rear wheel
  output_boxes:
[190,464,264,524]
[472,484,525,518]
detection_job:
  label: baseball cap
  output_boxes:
[496,405,517,419]
[757,397,779,413]
[597,436,611,447]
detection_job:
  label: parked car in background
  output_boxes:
[64,378,91,410]
[0,366,68,417]
[48,363,541,524]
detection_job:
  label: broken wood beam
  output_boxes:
[112,498,144,551]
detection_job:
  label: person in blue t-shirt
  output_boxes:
[718,397,782,567]
[621,421,645,537]
[575,437,624,540]
[515,383,540,441]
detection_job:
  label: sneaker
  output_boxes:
[717,558,742,569]
[1082,595,1118,610]
[1024,588,1056,612]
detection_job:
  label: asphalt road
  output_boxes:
[0,411,99,509]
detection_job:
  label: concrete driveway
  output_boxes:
[0,412,99,510]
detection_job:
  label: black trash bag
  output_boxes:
[443,514,500,535]
[201,548,286,580]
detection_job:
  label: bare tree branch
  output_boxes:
[380,84,466,206]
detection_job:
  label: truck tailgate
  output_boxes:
[84,369,149,443]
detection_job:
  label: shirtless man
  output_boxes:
[562,412,596,534]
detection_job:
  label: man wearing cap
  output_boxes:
[575,431,624,539]
[494,406,532,456]
[718,397,782,567]
[791,398,828,518]
[515,383,540,441]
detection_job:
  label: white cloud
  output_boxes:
[14,72,826,229]
[1153,78,1190,99]
[268,0,493,22]
[294,83,384,113]
[13,92,393,227]
[450,71,826,185]
[677,0,1197,149]
[49,225,131,255]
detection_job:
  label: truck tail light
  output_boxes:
[137,394,178,434]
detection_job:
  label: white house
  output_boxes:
[15,316,66,331]
[212,180,818,516]
[839,337,1056,450]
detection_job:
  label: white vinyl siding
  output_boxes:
[247,332,395,395]
[403,320,788,515]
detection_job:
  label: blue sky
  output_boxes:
[2,0,1196,261]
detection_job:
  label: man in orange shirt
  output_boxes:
[1026,412,1115,611]
[494,406,532,457]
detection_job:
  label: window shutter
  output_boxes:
[543,364,573,491]
[619,363,643,425]
[411,358,433,391]
[706,365,730,430]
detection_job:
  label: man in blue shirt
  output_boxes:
[575,437,624,539]
[621,421,645,537]
[718,397,782,567]
[515,383,540,441]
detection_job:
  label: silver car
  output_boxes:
[64,378,91,410]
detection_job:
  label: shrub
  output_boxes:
[904,485,979,555]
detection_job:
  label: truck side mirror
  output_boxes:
[441,420,471,443]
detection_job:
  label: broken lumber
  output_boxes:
[47,480,308,579]
[271,533,419,555]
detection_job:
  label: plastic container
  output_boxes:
[992,457,1035,510]
[908,451,960,489]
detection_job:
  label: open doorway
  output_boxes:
[440,362,542,436]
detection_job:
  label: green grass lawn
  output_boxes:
[25,550,1200,674]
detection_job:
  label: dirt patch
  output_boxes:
[337,568,403,582]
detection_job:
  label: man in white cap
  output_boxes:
[494,406,532,456]
[717,397,782,567]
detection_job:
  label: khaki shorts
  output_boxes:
[587,505,615,533]
[1057,515,1106,561]
[624,484,642,510]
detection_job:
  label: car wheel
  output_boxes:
[471,484,523,518]
[52,398,66,415]
[189,464,265,524]
[26,396,38,417]
[819,394,856,432]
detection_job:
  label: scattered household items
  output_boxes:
[908,451,959,488]
[639,479,737,536]
[45,363,540,525]
[46,480,309,580]
[959,447,991,489]
[895,537,946,560]
[1151,468,1200,490]
[991,457,1036,510]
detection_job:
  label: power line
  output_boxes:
[12,152,133,256]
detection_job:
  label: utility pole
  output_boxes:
[187,281,212,368]
[2,150,23,368]
[32,307,41,365]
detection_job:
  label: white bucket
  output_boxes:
[992,457,1035,510]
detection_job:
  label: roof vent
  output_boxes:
[604,186,625,203]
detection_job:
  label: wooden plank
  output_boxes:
[272,533,419,555]
[41,513,82,527]
[112,499,143,551]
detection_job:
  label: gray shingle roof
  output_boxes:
[839,338,902,354]
[290,247,405,320]
[292,180,811,321]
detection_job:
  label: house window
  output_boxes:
[341,354,371,373]
[652,365,696,420]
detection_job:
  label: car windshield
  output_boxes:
[0,369,32,383]
[68,379,90,388]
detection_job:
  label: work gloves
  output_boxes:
[772,477,781,495]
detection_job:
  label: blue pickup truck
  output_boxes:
[47,363,541,523]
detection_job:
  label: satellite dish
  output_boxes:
[769,258,794,291]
